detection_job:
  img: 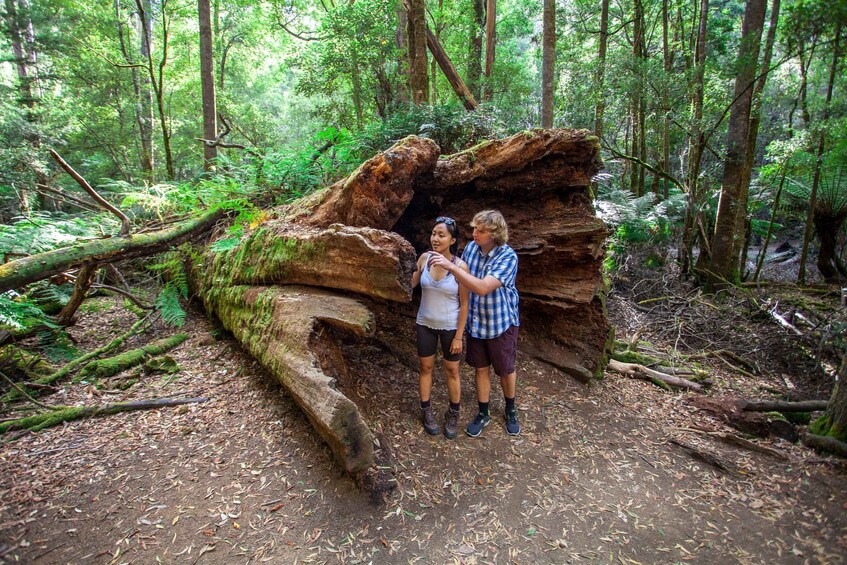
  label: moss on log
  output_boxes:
[76,333,189,382]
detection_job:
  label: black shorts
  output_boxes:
[465,325,518,377]
[416,324,461,362]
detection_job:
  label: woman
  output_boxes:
[411,216,470,439]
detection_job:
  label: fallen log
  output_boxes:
[75,333,189,382]
[202,224,416,302]
[741,399,829,412]
[0,208,224,293]
[199,283,383,483]
[608,359,704,392]
[801,432,847,458]
[0,396,209,433]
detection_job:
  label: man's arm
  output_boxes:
[428,254,502,296]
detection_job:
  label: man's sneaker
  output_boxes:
[421,406,439,435]
[444,407,460,440]
[505,408,521,436]
[465,412,490,437]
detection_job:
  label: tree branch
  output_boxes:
[48,149,132,236]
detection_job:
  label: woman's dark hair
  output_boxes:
[435,216,459,255]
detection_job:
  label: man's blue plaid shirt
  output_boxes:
[462,241,520,339]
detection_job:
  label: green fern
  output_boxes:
[0,291,58,331]
[210,237,242,252]
[155,285,187,327]
[36,328,80,363]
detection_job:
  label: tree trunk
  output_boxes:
[395,0,410,105]
[467,0,484,100]
[403,0,429,105]
[736,0,780,278]
[540,0,555,128]
[483,0,496,101]
[198,0,217,171]
[708,0,767,287]
[136,0,175,180]
[594,0,609,139]
[4,0,34,108]
[425,27,478,111]
[54,263,99,326]
[810,355,847,443]
[0,209,224,294]
[137,0,155,179]
[799,25,841,284]
[661,0,671,200]
[679,0,709,273]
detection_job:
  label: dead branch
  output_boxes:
[608,359,704,392]
[48,149,131,236]
[0,396,209,434]
[801,432,847,458]
[668,438,735,473]
[741,399,829,412]
[90,283,154,310]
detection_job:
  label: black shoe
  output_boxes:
[444,407,460,439]
[421,406,439,435]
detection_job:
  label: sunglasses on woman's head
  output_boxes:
[435,216,455,226]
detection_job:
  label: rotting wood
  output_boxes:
[75,333,189,382]
[669,438,735,473]
[801,432,847,458]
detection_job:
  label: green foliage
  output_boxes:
[0,291,58,332]
[36,328,80,364]
[155,286,187,328]
[0,211,118,257]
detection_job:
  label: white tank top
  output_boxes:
[416,258,460,330]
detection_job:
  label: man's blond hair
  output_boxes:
[471,210,508,246]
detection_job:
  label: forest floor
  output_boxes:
[1,254,846,564]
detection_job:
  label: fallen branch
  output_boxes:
[801,432,847,458]
[75,333,189,382]
[0,396,209,433]
[0,208,224,294]
[608,359,704,392]
[741,399,829,412]
[668,438,735,473]
[48,149,132,236]
[1,314,153,403]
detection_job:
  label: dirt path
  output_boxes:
[1,299,845,564]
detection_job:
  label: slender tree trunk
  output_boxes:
[680,0,709,273]
[661,0,671,200]
[467,0,484,100]
[404,0,429,105]
[735,0,780,278]
[198,0,217,171]
[753,163,787,282]
[137,1,155,179]
[350,50,364,128]
[396,0,410,105]
[594,0,609,139]
[483,0,496,101]
[540,0,555,128]
[425,27,478,110]
[630,0,645,196]
[708,0,767,287]
[799,25,841,284]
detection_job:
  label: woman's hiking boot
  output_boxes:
[421,405,440,435]
[444,407,460,439]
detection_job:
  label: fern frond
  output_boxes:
[156,286,186,328]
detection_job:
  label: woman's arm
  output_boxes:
[411,253,428,289]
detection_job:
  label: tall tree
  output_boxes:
[708,0,768,286]
[136,0,176,180]
[404,0,429,104]
[199,0,218,171]
[594,0,609,139]
[540,0,555,128]
[483,0,495,101]
[467,0,484,100]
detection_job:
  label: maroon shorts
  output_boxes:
[465,325,518,377]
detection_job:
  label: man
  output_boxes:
[428,210,520,437]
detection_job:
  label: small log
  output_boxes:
[75,333,189,382]
[608,359,704,392]
[0,209,224,294]
[741,400,829,412]
[0,396,209,433]
[801,432,847,458]
[668,438,735,473]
